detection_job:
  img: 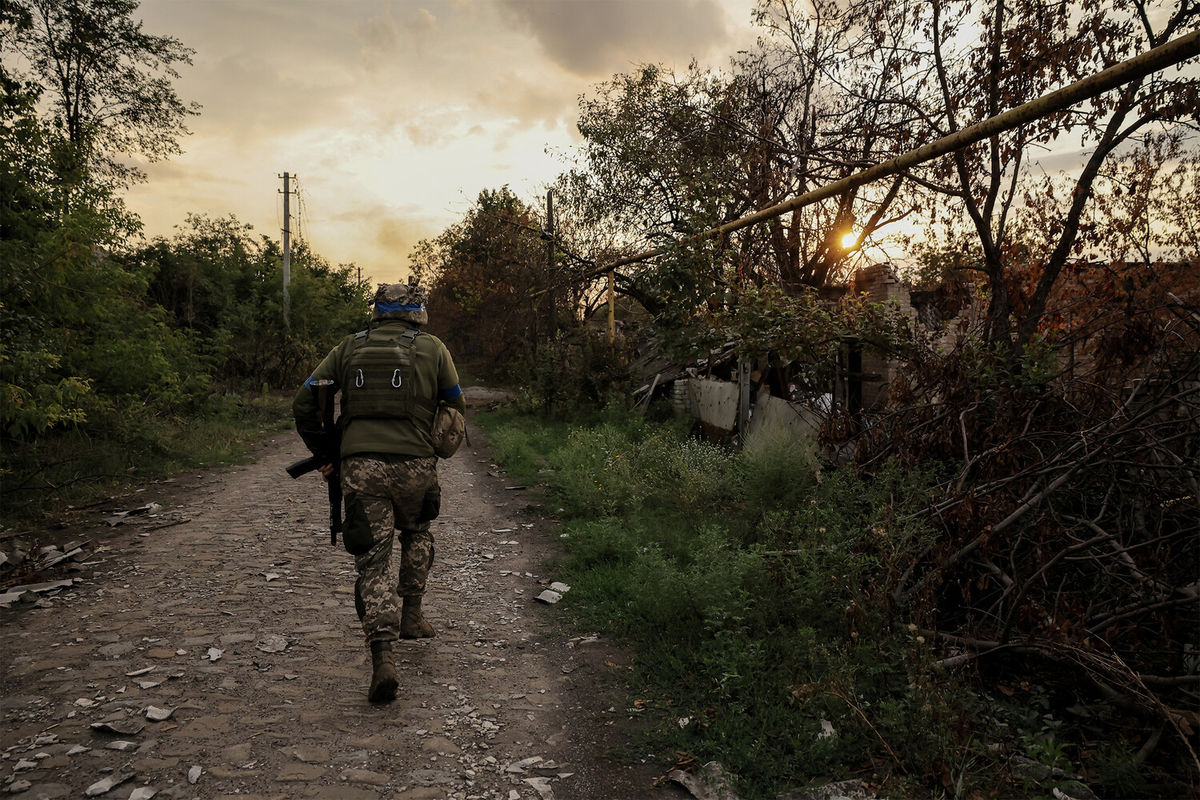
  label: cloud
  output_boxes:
[317,201,441,282]
[357,5,440,65]
[135,159,236,186]
[498,0,731,77]
[375,216,429,254]
[123,0,757,283]
[368,216,437,282]
[470,72,577,129]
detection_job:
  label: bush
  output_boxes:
[528,327,632,417]
[0,391,291,523]
[480,412,960,798]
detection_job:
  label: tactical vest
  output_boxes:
[339,326,436,425]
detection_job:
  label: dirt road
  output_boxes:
[1,404,687,800]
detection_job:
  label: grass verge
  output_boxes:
[476,409,971,799]
[0,391,293,525]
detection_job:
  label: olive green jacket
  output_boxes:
[293,320,466,459]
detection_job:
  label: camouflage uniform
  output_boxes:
[342,454,438,642]
[293,282,465,702]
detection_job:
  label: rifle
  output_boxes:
[286,379,342,546]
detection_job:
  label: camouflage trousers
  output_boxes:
[341,454,439,644]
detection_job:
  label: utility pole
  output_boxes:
[607,270,615,346]
[540,189,555,359]
[279,172,295,332]
[544,189,555,270]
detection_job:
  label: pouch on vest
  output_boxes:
[417,484,441,523]
[342,493,374,556]
[430,403,466,459]
[340,326,435,427]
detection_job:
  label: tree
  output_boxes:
[2,0,198,195]
[562,2,925,343]
[890,0,1199,344]
[128,215,372,388]
[0,66,93,437]
[419,187,568,377]
[1084,132,1200,264]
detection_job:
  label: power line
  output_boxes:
[294,175,308,244]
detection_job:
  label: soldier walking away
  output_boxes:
[293,282,466,703]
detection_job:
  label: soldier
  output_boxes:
[293,281,466,703]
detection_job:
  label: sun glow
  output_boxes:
[840,231,859,249]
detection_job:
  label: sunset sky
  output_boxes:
[123,0,761,284]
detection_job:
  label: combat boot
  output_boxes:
[368,640,398,703]
[400,595,435,639]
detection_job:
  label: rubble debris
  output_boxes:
[5,781,32,794]
[781,780,879,800]
[109,503,162,519]
[0,579,77,607]
[3,543,28,569]
[85,773,133,797]
[106,741,138,752]
[255,635,288,653]
[40,544,87,569]
[523,776,556,800]
[668,761,745,800]
[128,788,157,800]
[187,765,201,785]
[90,720,145,736]
[505,756,543,773]
[125,667,154,677]
[205,648,223,662]
[145,706,174,721]
[548,581,571,593]
[567,634,600,648]
[534,590,562,605]
[102,502,162,527]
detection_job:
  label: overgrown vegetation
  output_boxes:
[0,2,369,521]
[3,393,293,519]
[423,3,1198,794]
[3,0,1196,792]
[476,414,972,797]
[482,398,1196,798]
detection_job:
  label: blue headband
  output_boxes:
[375,301,425,313]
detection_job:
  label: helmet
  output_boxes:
[372,281,428,325]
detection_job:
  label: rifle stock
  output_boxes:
[285,454,325,479]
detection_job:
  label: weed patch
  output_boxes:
[0,392,291,523]
[479,412,969,798]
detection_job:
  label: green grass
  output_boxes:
[0,391,292,524]
[476,409,965,799]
